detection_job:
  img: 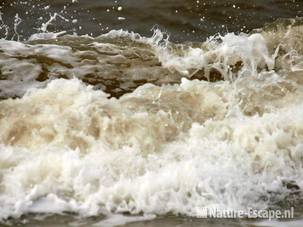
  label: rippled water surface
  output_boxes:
[1,0,303,41]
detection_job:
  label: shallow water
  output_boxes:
[1,1,303,227]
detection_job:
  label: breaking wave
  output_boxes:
[1,18,303,222]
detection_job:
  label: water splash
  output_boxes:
[40,13,69,33]
[12,14,22,41]
[0,11,9,39]
[0,18,303,223]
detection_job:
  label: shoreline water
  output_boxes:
[1,1,303,226]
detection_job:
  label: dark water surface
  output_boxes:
[1,0,303,41]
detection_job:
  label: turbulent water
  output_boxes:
[1,1,303,226]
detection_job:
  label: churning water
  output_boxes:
[1,1,303,226]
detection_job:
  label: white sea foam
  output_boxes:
[0,74,302,220]
[0,21,303,222]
